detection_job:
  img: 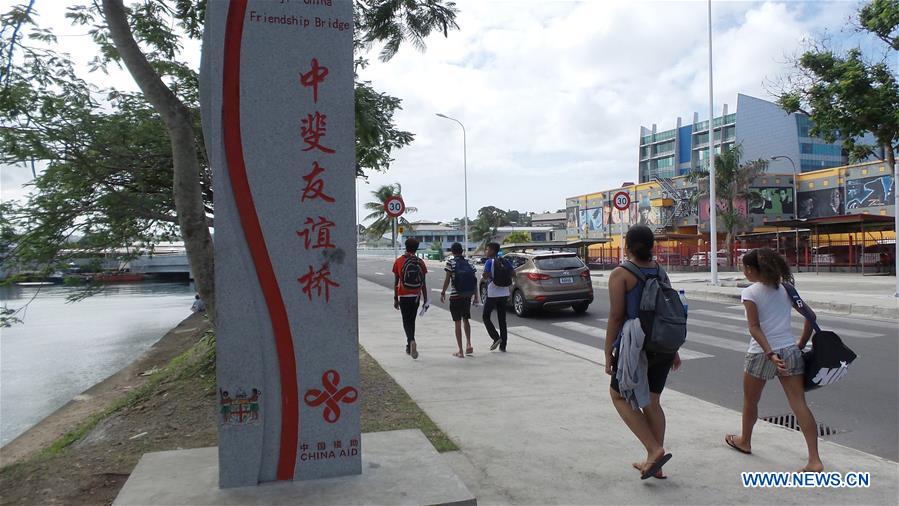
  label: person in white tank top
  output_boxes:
[724,248,823,473]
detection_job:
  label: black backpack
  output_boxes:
[452,258,477,295]
[492,257,513,287]
[621,262,686,354]
[401,256,424,290]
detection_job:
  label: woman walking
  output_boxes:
[604,225,681,480]
[725,248,824,473]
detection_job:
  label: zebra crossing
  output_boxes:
[517,301,891,365]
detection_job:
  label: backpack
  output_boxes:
[782,283,857,392]
[452,258,477,295]
[620,262,686,354]
[401,256,424,290]
[491,257,513,287]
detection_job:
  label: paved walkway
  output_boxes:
[358,278,898,505]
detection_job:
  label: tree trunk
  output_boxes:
[725,231,734,269]
[102,0,216,323]
[885,143,896,169]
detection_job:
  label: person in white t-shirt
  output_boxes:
[724,248,823,473]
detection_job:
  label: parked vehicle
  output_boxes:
[689,252,727,267]
[479,251,593,317]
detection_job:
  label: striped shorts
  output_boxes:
[744,345,804,380]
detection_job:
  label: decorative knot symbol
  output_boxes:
[304,369,358,423]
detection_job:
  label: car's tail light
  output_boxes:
[535,296,546,301]
[580,270,591,280]
[527,273,551,281]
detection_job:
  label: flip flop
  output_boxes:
[633,462,666,479]
[725,434,752,455]
[466,346,474,355]
[640,453,672,480]
[453,351,465,358]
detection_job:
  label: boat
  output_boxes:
[91,272,146,283]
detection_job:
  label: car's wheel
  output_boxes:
[571,302,590,314]
[512,290,530,317]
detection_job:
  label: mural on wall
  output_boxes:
[586,207,605,232]
[699,197,748,222]
[578,210,588,234]
[677,188,700,218]
[566,206,579,229]
[751,188,794,215]
[798,188,843,218]
[846,175,895,209]
[606,202,636,225]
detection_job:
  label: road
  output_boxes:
[359,256,899,461]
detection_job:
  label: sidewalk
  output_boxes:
[358,278,898,505]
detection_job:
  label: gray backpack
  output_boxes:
[621,262,687,354]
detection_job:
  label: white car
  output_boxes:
[690,253,727,267]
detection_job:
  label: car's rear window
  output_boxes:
[534,256,585,270]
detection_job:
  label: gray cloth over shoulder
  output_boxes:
[615,318,649,410]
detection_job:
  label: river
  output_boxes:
[0,282,195,446]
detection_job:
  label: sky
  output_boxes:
[0,0,877,226]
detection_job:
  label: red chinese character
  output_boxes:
[297,216,336,250]
[333,440,342,449]
[298,264,340,302]
[301,162,335,203]
[301,112,336,154]
[300,58,329,103]
[350,439,359,448]
[317,442,327,451]
[300,442,309,452]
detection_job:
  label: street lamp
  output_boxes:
[771,155,800,271]
[436,113,469,253]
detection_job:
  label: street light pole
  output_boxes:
[894,158,898,297]
[772,155,800,271]
[707,0,719,285]
[436,113,469,253]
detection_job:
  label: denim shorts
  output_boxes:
[744,345,804,380]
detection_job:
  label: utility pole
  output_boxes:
[707,0,719,285]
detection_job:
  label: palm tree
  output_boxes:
[687,144,768,266]
[469,219,496,253]
[363,183,417,245]
[356,0,461,62]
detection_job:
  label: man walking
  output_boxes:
[482,242,513,352]
[393,238,428,359]
[441,242,480,358]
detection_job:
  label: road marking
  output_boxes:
[374,272,385,276]
[720,304,898,331]
[687,312,883,339]
[552,321,602,336]
[508,326,606,365]
[547,321,712,360]
[685,331,749,353]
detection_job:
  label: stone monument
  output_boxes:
[202,0,360,488]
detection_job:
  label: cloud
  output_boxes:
[356,0,858,223]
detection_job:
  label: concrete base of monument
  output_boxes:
[113,429,476,506]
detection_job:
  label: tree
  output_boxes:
[687,145,768,266]
[503,231,531,245]
[363,183,417,245]
[777,0,898,168]
[0,0,459,322]
[428,240,444,260]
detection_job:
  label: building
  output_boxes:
[404,221,468,251]
[531,212,567,229]
[565,159,895,270]
[638,94,877,183]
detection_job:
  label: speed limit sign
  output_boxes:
[385,195,406,218]
[613,191,631,211]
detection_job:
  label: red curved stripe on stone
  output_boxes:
[223,0,298,481]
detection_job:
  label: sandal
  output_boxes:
[453,351,465,358]
[640,453,672,480]
[466,346,474,355]
[725,434,751,455]
[633,462,666,479]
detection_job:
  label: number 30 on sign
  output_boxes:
[385,196,405,218]
[613,191,631,211]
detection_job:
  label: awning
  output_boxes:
[763,214,895,234]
